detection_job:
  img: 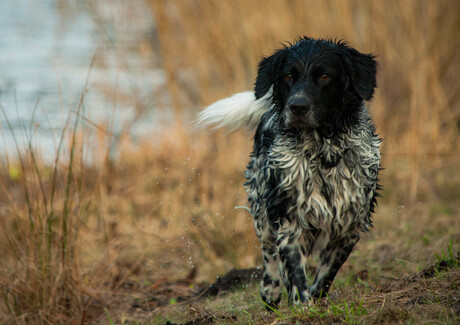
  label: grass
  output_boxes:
[145,247,459,324]
[1,0,460,323]
[134,259,460,324]
[435,239,458,267]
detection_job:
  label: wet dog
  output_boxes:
[197,37,381,307]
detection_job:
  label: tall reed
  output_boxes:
[0,84,91,323]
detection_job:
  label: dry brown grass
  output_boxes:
[0,0,459,323]
[149,0,459,202]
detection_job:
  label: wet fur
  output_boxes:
[197,37,381,308]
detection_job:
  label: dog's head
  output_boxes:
[254,38,377,136]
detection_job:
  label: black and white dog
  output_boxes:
[197,37,381,308]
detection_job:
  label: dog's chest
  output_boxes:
[264,135,375,234]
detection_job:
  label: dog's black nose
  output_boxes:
[289,100,310,115]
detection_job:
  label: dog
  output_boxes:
[196,37,381,308]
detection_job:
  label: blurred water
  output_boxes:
[0,0,166,160]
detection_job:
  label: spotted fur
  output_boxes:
[197,37,381,308]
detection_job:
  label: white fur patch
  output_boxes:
[194,87,273,131]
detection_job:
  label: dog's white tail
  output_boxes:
[195,88,273,131]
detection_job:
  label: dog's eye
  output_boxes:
[319,73,330,82]
[284,74,293,82]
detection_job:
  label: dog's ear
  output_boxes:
[254,49,287,99]
[344,48,377,101]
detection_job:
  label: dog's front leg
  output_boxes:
[309,233,360,298]
[277,220,312,305]
[254,213,283,310]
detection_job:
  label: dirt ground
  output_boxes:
[87,254,460,324]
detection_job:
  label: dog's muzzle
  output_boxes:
[286,95,319,129]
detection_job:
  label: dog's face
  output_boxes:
[254,38,377,135]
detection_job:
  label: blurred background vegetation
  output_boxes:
[150,0,459,202]
[0,0,458,323]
